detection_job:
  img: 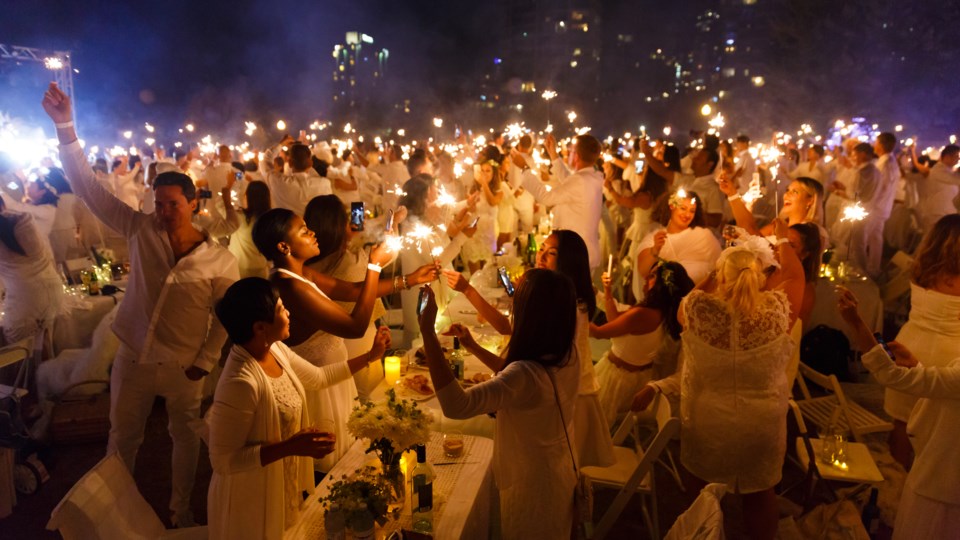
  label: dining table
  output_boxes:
[286,431,495,540]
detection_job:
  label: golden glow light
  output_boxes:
[700,104,712,116]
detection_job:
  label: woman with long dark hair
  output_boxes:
[590,260,694,427]
[0,195,63,343]
[443,229,615,467]
[417,270,579,538]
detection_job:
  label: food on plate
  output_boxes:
[468,372,491,384]
[402,374,434,395]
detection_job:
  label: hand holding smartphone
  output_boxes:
[350,202,365,231]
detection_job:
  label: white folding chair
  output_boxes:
[47,453,207,539]
[663,483,727,540]
[583,393,680,540]
[786,399,883,509]
[794,362,892,441]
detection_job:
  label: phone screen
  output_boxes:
[469,216,480,228]
[498,266,515,296]
[235,171,244,181]
[874,333,895,360]
[384,209,394,233]
[634,159,644,171]
[417,287,429,316]
[350,202,364,231]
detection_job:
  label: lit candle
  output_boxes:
[607,255,613,276]
[384,356,402,385]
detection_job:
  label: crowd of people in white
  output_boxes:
[0,82,958,538]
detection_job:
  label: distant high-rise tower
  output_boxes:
[332,32,389,127]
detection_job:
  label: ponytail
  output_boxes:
[716,249,765,314]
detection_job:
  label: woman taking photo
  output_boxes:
[635,189,722,286]
[443,230,615,467]
[418,270,579,539]
[252,208,437,470]
[207,277,380,539]
[461,152,503,274]
[304,194,399,400]
[590,260,694,428]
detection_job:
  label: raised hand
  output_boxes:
[652,230,667,256]
[442,323,476,349]
[370,325,391,360]
[416,285,439,335]
[42,82,72,124]
[441,269,469,292]
[409,262,441,286]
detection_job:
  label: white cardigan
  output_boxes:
[862,345,960,504]
[206,343,352,540]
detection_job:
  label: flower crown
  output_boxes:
[718,226,780,270]
[654,258,681,295]
[668,188,695,208]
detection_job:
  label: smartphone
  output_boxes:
[469,215,480,228]
[874,333,895,360]
[634,159,644,171]
[350,201,364,231]
[497,266,515,297]
[235,171,243,181]
[417,286,429,316]
[198,188,213,199]
[384,209,394,233]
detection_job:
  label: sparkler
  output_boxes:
[245,121,257,136]
[566,111,577,123]
[435,185,457,207]
[144,123,155,133]
[433,118,444,129]
[122,130,132,140]
[276,120,286,131]
[840,201,869,222]
[185,124,195,133]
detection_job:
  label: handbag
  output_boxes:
[545,366,594,539]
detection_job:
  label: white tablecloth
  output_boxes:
[52,292,122,355]
[805,277,883,350]
[287,432,495,540]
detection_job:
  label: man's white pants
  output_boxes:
[108,343,203,519]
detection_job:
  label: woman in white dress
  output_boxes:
[0,196,64,343]
[418,270,579,539]
[839,285,960,540]
[606,145,676,302]
[633,219,805,540]
[636,189,722,286]
[881,215,960,468]
[228,180,271,278]
[397,175,477,346]
[252,208,437,471]
[444,230,615,467]
[304,194,397,400]
[207,278,382,540]
[460,155,502,274]
[590,260,694,429]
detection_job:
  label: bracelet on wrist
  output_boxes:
[401,275,409,290]
[55,121,74,130]
[727,193,741,202]
[367,263,382,273]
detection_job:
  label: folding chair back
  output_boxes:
[795,362,892,441]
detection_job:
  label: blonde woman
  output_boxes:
[633,219,805,540]
[720,174,825,234]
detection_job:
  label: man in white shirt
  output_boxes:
[200,145,238,219]
[371,144,410,212]
[733,134,756,194]
[916,144,960,234]
[259,138,331,216]
[43,83,239,528]
[841,143,887,277]
[513,133,605,269]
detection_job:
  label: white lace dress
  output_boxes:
[884,284,960,422]
[679,289,793,493]
[265,369,303,529]
[0,211,64,343]
[595,324,665,429]
[278,269,358,472]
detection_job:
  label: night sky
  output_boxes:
[2,0,959,141]
[1,0,497,136]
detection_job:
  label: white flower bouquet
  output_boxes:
[347,388,433,467]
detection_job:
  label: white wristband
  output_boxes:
[727,193,741,202]
[55,121,74,129]
[367,263,382,273]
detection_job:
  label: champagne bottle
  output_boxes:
[450,337,465,382]
[526,232,538,267]
[412,444,434,533]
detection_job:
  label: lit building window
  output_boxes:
[722,68,735,77]
[573,48,582,56]
[751,76,765,87]
[521,81,537,92]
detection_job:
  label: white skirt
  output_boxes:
[894,482,960,540]
[594,353,655,430]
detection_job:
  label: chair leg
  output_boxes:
[658,450,685,493]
